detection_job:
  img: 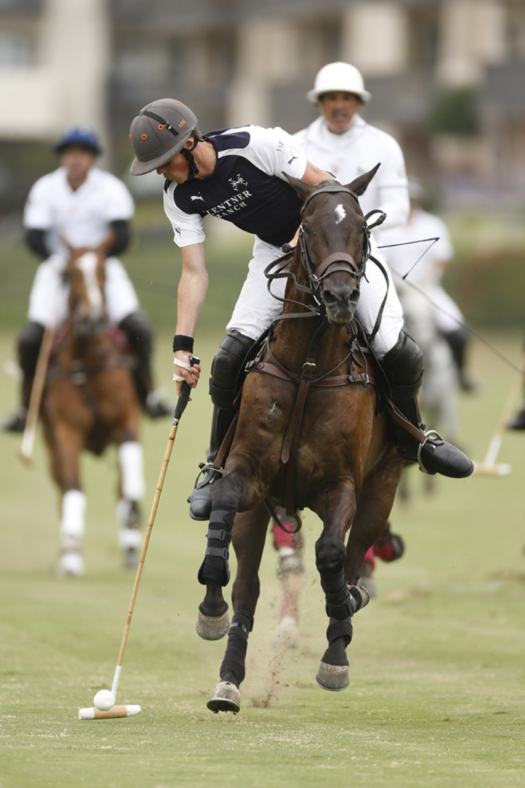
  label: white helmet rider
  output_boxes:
[307,62,371,105]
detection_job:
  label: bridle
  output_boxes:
[265,183,383,321]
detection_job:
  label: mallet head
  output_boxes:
[78,705,141,720]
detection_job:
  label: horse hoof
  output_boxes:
[196,610,229,640]
[56,550,84,578]
[272,615,298,648]
[316,662,349,692]
[123,547,140,570]
[349,584,372,611]
[357,575,377,599]
[207,681,241,714]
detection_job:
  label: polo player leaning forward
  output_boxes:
[128,99,474,521]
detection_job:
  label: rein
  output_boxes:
[256,184,387,522]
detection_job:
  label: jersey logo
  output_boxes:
[288,155,298,165]
[190,194,205,202]
[229,174,248,191]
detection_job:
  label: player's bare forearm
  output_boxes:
[302,161,335,186]
[176,269,208,336]
[173,243,208,392]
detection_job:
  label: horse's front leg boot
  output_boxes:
[197,506,236,587]
[219,611,253,687]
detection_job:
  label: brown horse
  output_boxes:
[196,167,404,713]
[42,239,144,576]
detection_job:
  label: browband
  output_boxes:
[301,184,360,214]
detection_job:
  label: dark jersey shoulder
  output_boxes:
[171,127,302,247]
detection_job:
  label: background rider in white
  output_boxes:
[381,176,477,393]
[2,127,172,433]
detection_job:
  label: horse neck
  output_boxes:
[53,320,115,365]
[271,251,348,376]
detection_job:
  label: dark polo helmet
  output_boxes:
[129,99,198,175]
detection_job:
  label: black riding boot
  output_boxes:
[2,322,44,433]
[188,330,254,521]
[119,312,173,418]
[382,331,474,478]
[442,327,477,393]
[507,402,525,430]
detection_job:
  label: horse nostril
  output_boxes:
[322,289,339,308]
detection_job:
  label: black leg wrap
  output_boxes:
[321,571,357,620]
[119,312,154,400]
[197,506,236,586]
[18,322,44,406]
[327,616,353,649]
[220,611,253,686]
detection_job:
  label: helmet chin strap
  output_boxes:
[182,138,200,180]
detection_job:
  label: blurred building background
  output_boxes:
[1,0,525,211]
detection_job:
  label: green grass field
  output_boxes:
[0,330,524,788]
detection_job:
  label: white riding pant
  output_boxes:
[227,236,404,358]
[28,256,139,328]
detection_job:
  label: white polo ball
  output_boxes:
[93,690,115,711]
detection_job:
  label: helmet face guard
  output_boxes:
[129,99,198,175]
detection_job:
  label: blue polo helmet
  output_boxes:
[55,126,102,156]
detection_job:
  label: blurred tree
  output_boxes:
[429,87,479,136]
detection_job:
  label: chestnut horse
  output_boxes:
[42,239,144,576]
[197,168,404,713]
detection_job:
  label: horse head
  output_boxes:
[62,232,114,338]
[286,164,380,327]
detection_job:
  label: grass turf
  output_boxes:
[0,331,524,788]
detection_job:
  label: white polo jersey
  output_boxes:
[24,167,134,257]
[294,115,409,234]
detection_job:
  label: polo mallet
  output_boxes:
[473,350,525,477]
[18,321,56,464]
[79,356,199,720]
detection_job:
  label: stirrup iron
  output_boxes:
[193,461,223,489]
[417,429,442,474]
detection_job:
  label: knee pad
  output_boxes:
[209,331,254,410]
[381,330,424,400]
[119,312,153,362]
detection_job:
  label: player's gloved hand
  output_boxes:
[173,350,200,396]
[47,253,68,274]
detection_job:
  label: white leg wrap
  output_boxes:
[60,490,86,542]
[117,499,142,549]
[119,442,145,501]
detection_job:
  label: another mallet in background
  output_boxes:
[473,351,525,477]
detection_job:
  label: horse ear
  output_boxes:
[283,172,316,203]
[345,164,381,197]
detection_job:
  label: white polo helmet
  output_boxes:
[307,62,371,105]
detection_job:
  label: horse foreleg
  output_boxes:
[207,502,270,714]
[117,441,145,568]
[314,482,358,692]
[45,423,85,576]
[196,459,258,640]
[344,457,401,588]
